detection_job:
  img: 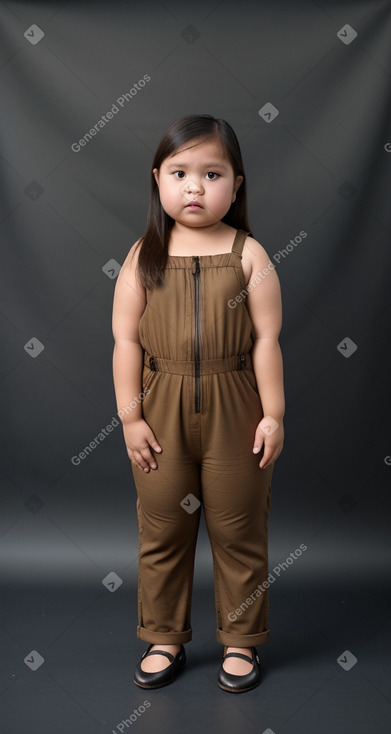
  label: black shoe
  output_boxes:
[217,646,261,693]
[133,644,186,689]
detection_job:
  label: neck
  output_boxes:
[171,221,224,240]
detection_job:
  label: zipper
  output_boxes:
[193,256,201,413]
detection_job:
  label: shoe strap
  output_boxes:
[145,649,175,662]
[223,651,253,664]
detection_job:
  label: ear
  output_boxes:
[152,167,159,185]
[232,175,244,202]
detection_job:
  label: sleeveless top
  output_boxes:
[138,229,256,412]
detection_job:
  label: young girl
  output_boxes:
[112,114,284,693]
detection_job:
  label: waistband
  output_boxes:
[143,350,252,375]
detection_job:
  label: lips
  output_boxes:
[186,201,203,208]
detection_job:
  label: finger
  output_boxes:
[129,449,152,471]
[252,430,264,454]
[130,457,146,472]
[140,448,158,470]
[146,430,162,453]
[259,445,273,469]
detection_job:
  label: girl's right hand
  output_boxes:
[122,418,162,472]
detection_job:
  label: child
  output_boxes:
[112,114,285,693]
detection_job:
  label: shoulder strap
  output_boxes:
[231,229,250,257]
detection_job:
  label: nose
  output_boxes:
[185,177,202,194]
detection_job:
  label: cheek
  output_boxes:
[160,186,181,211]
[212,183,233,201]
[159,182,175,200]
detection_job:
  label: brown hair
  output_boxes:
[133,114,253,291]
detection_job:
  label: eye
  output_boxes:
[172,171,220,180]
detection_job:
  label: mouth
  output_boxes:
[185,201,203,208]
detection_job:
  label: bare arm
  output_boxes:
[112,241,162,472]
[251,338,285,420]
[112,241,146,423]
[245,237,285,468]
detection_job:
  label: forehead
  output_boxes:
[167,137,229,164]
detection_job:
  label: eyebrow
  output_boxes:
[166,162,228,170]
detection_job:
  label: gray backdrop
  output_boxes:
[1,1,391,733]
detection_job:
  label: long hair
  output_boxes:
[134,114,253,291]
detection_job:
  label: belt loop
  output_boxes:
[149,355,157,371]
[238,353,246,370]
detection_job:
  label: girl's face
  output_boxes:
[153,137,243,230]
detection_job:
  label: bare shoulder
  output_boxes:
[112,238,146,342]
[243,236,282,338]
[121,237,143,272]
[243,235,273,269]
[239,235,275,287]
[117,238,145,294]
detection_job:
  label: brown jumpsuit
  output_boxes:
[132,228,274,648]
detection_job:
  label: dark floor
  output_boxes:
[1,575,390,734]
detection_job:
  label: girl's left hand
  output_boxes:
[253,416,284,469]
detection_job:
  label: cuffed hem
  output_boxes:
[137,624,192,644]
[217,628,269,647]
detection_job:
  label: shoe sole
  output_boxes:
[133,677,176,689]
[218,679,260,693]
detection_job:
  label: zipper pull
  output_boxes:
[149,355,157,371]
[193,255,200,274]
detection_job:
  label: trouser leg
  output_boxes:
[132,371,203,644]
[200,368,275,647]
[133,458,202,645]
[202,460,274,647]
